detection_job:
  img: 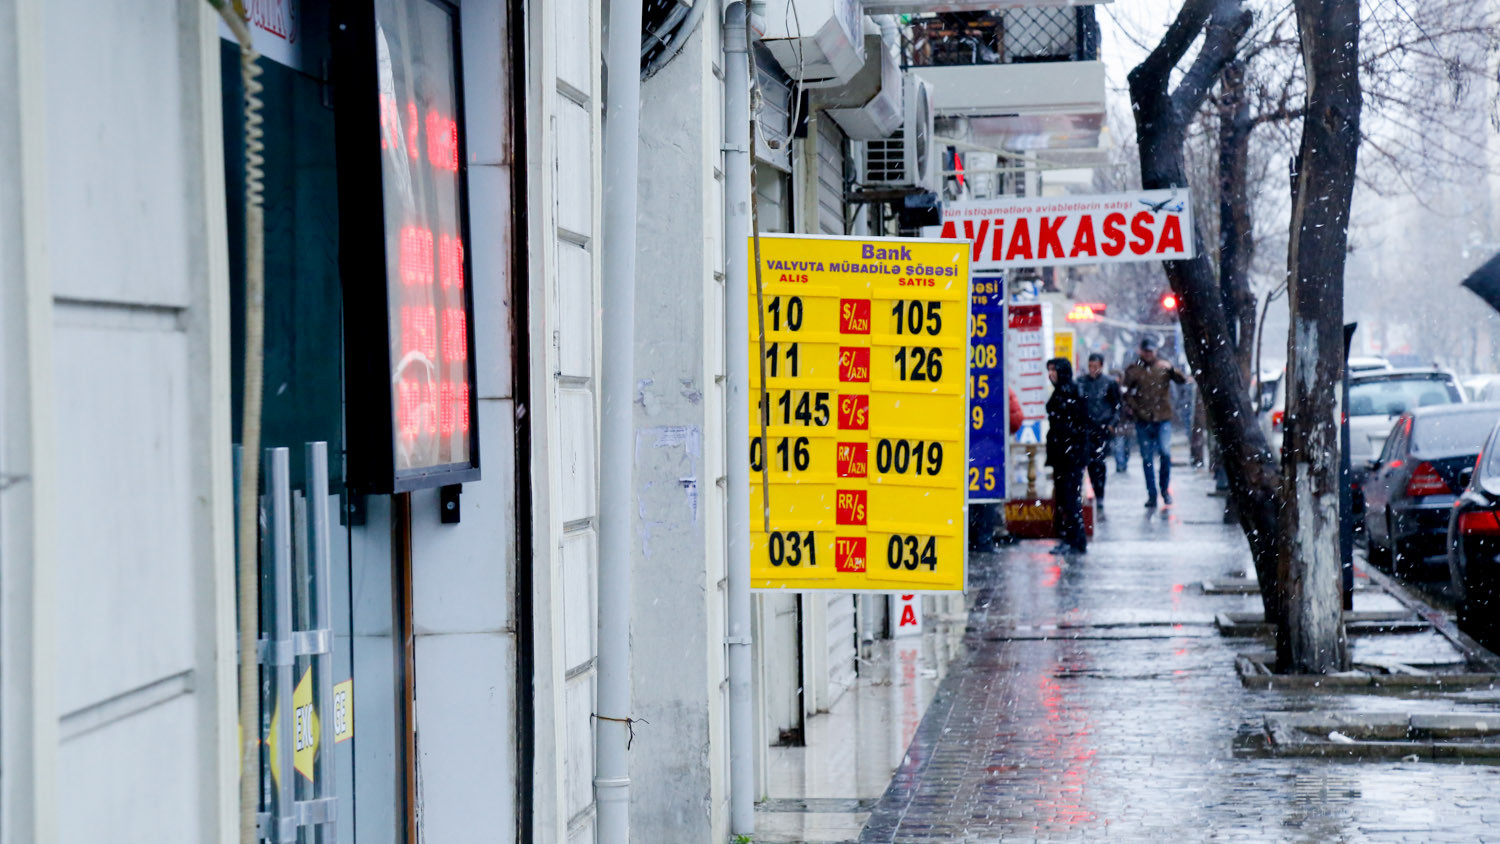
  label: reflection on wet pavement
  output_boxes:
[857,463,1500,843]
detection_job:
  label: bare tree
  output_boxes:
[1128,0,1286,626]
[1276,0,1362,673]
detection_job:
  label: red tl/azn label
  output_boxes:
[835,537,867,573]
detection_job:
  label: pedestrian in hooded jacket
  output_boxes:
[1077,352,1122,518]
[1046,357,1089,554]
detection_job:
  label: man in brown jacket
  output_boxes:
[1122,338,1186,507]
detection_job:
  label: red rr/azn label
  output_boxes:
[835,442,868,478]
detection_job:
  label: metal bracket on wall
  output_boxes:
[440,483,462,524]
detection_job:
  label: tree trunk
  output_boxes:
[1129,0,1283,623]
[1277,0,1360,673]
[1217,61,1258,384]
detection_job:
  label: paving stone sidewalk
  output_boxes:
[859,466,1500,844]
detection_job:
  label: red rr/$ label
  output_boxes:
[836,490,867,526]
[835,537,867,573]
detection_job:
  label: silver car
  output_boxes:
[1349,368,1466,519]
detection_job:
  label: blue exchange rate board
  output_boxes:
[968,277,1006,502]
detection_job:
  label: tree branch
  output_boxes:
[1171,2,1255,117]
[1127,0,1219,107]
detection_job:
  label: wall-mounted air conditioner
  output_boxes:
[816,34,902,140]
[760,0,866,88]
[861,74,938,191]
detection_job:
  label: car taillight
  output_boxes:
[1405,461,1451,497]
[1458,510,1500,536]
[1271,410,1284,431]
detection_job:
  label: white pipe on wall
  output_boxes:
[722,1,756,835]
[596,0,643,839]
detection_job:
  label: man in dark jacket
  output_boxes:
[1046,358,1089,554]
[1122,338,1187,508]
[1077,352,1121,517]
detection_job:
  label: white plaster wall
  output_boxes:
[1,2,236,841]
[407,0,521,838]
[524,0,604,839]
[629,17,730,842]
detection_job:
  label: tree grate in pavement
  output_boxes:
[758,798,879,814]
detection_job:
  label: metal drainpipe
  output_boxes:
[597,0,643,839]
[722,1,756,836]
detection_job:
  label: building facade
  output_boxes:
[0,1,1103,842]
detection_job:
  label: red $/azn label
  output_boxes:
[839,299,871,334]
[835,442,868,478]
[835,537,867,573]
[837,394,869,430]
[836,490,868,526]
[838,347,871,383]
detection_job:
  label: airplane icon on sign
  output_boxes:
[1140,196,1184,214]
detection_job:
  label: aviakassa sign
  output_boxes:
[932,189,1194,272]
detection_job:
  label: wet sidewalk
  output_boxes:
[854,464,1500,843]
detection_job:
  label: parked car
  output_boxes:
[1462,373,1500,403]
[1348,356,1394,374]
[1364,403,1500,576]
[1448,414,1500,642]
[1253,367,1285,458]
[1348,368,1466,519]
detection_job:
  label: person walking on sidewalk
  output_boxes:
[1122,338,1187,508]
[1078,353,1122,519]
[1046,358,1089,554]
[1112,370,1134,474]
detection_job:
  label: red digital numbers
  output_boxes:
[443,307,467,361]
[439,234,464,289]
[380,95,460,173]
[397,378,471,442]
[401,305,437,360]
[400,226,435,286]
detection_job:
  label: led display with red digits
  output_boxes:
[367,0,475,483]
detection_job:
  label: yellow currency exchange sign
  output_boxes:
[749,233,969,592]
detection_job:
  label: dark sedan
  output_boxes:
[1364,403,1500,577]
[1449,413,1500,643]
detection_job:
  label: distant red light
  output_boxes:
[1161,292,1179,311]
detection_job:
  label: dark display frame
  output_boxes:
[332,0,481,493]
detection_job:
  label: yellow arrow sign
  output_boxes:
[292,667,320,782]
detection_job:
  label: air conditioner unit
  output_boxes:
[861,74,938,191]
[818,34,902,140]
[760,0,866,88]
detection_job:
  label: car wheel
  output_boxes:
[1365,514,1390,567]
[1389,513,1411,578]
